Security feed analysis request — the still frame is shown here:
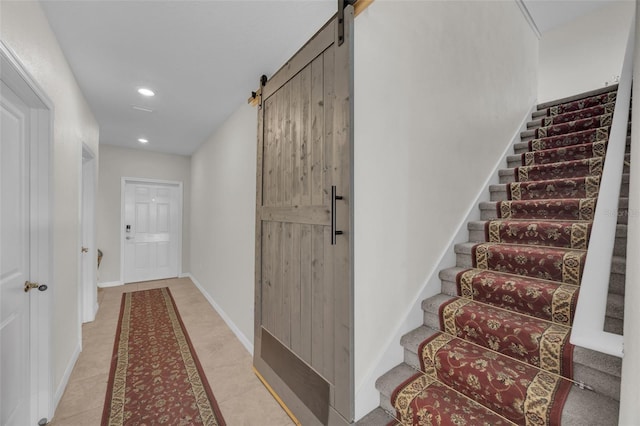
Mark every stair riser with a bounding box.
[467,228,627,256]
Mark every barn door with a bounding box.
[254,6,353,425]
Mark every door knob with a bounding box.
[81,246,89,253]
[24,281,48,293]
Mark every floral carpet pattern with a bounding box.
[542,102,614,126]
[548,91,616,116]
[535,113,611,138]
[485,220,591,249]
[102,288,226,426]
[529,127,609,151]
[456,269,578,325]
[522,141,606,166]
[507,176,600,201]
[391,88,618,425]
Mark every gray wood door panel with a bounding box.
[254,6,354,424]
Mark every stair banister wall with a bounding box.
[570,15,635,358]
[619,4,640,423]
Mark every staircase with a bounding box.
[358,86,629,426]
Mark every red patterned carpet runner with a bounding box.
[390,88,620,425]
[102,288,226,426]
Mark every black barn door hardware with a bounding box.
[331,185,343,245]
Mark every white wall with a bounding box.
[538,1,634,103]
[190,104,257,349]
[96,144,191,284]
[0,0,99,398]
[353,0,538,418]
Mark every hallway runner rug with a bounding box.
[101,288,226,426]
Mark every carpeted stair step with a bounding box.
[454,243,627,298]
[507,141,607,168]
[526,103,616,130]
[489,173,629,201]
[532,114,612,139]
[430,267,624,328]
[537,87,617,114]
[471,242,587,285]
[375,363,419,414]
[468,221,628,256]
[454,268,578,325]
[376,362,514,425]
[483,219,592,249]
[532,109,547,119]
[420,332,578,424]
[497,198,597,221]
[375,356,620,426]
[442,297,573,376]
[508,176,601,200]
[401,324,622,403]
[500,156,630,183]
[513,134,629,155]
[480,197,629,223]
[420,296,622,400]
[515,157,604,182]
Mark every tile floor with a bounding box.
[50,277,294,425]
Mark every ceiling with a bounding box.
[41,0,335,156]
[41,0,620,157]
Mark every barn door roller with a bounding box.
[338,0,355,46]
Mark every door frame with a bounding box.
[80,144,97,323]
[253,6,355,424]
[1,41,54,423]
[119,177,183,284]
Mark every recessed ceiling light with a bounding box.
[137,88,155,97]
[138,138,149,144]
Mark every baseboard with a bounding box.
[54,342,81,411]
[353,104,536,420]
[182,273,254,355]
[98,280,123,288]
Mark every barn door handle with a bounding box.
[331,185,343,245]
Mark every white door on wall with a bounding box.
[123,181,181,283]
[1,81,31,425]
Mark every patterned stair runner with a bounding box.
[388,88,620,425]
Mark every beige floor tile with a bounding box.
[218,385,293,426]
[49,406,103,426]
[54,374,108,421]
[51,278,294,426]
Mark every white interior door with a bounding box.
[80,147,97,323]
[1,80,31,426]
[123,181,181,283]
